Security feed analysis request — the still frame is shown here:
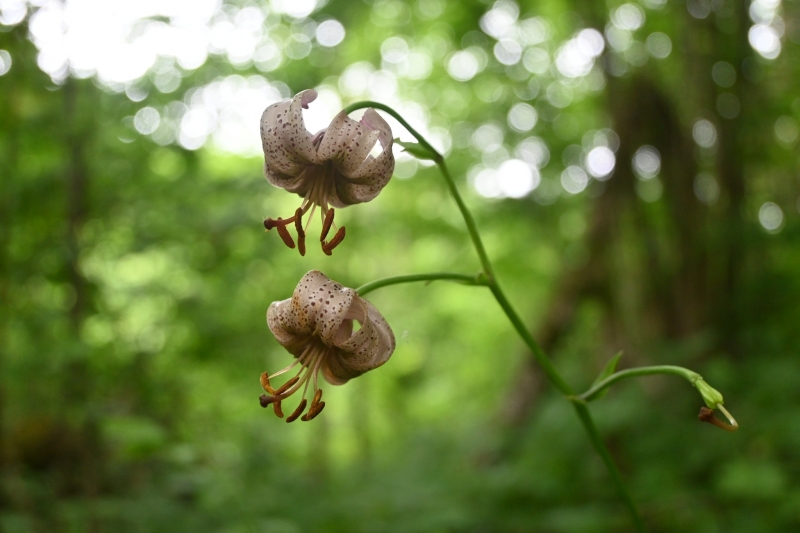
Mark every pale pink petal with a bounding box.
[360,108,392,149]
[317,111,381,176]
[332,146,395,205]
[261,89,319,188]
[323,298,395,384]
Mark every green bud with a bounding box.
[693,377,724,409]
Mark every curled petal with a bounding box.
[261,89,320,192]
[267,270,356,346]
[361,108,393,149]
[323,300,396,385]
[318,111,382,177]
[332,109,395,205]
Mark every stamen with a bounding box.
[260,372,275,394]
[286,399,308,423]
[275,220,296,249]
[275,376,300,395]
[301,401,326,421]
[268,359,300,380]
[295,208,306,256]
[273,401,284,418]
[311,388,323,409]
[320,208,335,241]
[264,215,296,230]
[259,394,271,408]
[305,204,317,233]
[322,226,346,255]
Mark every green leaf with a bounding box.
[590,351,623,400]
[395,139,438,161]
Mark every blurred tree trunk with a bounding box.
[62,81,104,517]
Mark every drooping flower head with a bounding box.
[260,90,395,256]
[260,270,395,422]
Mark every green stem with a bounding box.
[488,284,571,395]
[346,101,645,531]
[436,160,496,280]
[356,272,487,297]
[571,400,647,532]
[578,366,700,403]
[343,101,442,161]
[343,101,494,279]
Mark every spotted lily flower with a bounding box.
[260,90,395,256]
[260,270,395,422]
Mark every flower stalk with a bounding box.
[343,100,645,531]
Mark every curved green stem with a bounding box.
[578,366,700,403]
[343,101,442,162]
[436,160,496,280]
[346,100,645,532]
[344,101,494,279]
[356,272,487,297]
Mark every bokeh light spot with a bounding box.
[716,93,741,119]
[494,39,522,65]
[774,116,799,145]
[694,173,720,205]
[612,4,645,31]
[472,123,504,153]
[646,32,672,58]
[586,146,615,179]
[758,202,783,233]
[749,23,781,59]
[316,20,345,47]
[515,137,550,168]
[632,145,660,179]
[561,165,589,194]
[134,107,161,135]
[0,49,10,76]
[692,119,717,148]
[712,61,737,87]
[636,177,663,202]
[507,103,538,133]
[447,49,480,81]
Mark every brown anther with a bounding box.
[322,226,346,255]
[275,376,300,395]
[259,394,271,408]
[286,399,308,423]
[273,400,284,418]
[698,406,737,432]
[294,208,306,256]
[320,208,335,241]
[260,372,276,394]
[302,401,326,421]
[275,219,296,249]
[311,388,323,408]
[294,208,305,237]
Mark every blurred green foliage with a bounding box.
[1,0,800,531]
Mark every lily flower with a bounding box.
[260,270,396,422]
[260,90,395,256]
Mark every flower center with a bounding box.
[258,339,330,422]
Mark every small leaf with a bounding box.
[395,139,438,161]
[590,351,623,400]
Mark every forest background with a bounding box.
[1,0,799,531]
